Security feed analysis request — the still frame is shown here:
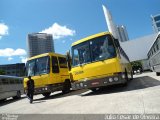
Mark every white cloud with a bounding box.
[0,48,27,57]
[8,57,13,61]
[40,23,75,39]
[0,23,9,39]
[20,56,27,63]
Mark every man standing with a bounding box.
[27,76,34,103]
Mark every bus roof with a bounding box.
[71,31,111,46]
[0,75,23,80]
[27,52,66,61]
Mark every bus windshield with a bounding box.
[72,35,116,66]
[25,56,50,76]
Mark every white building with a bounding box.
[27,33,54,57]
[151,14,160,33]
[121,33,157,70]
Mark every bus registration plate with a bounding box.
[91,82,99,86]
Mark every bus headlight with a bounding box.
[109,78,113,82]
[76,84,80,87]
[104,81,108,84]
[122,74,125,79]
[80,83,83,87]
[114,77,118,81]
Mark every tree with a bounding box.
[131,61,142,68]
[0,70,5,75]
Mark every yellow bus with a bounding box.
[70,32,133,91]
[24,52,71,97]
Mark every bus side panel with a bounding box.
[59,68,70,83]
[0,84,23,100]
[116,54,132,78]
[48,73,61,85]
[0,92,16,100]
[0,85,16,100]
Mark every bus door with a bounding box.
[36,56,50,86]
[58,57,68,83]
[51,56,61,84]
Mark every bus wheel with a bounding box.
[42,92,51,98]
[13,91,21,99]
[122,70,128,86]
[130,71,133,80]
[0,99,6,102]
[156,72,160,76]
[90,88,99,92]
[62,80,71,94]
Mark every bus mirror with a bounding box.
[115,39,120,48]
[66,50,72,71]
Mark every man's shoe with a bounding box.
[30,99,33,103]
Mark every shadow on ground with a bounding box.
[34,76,160,101]
[81,76,160,96]
[33,89,89,101]
[0,96,26,107]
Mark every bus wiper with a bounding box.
[79,63,84,67]
[79,62,86,67]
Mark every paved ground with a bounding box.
[0,72,160,114]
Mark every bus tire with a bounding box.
[13,91,21,99]
[122,70,128,86]
[0,99,6,102]
[156,72,160,76]
[42,92,51,98]
[130,71,133,80]
[62,80,71,94]
[90,88,99,92]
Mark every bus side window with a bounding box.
[20,80,23,84]
[58,57,67,68]
[2,78,8,85]
[52,56,60,73]
[15,79,20,84]
[10,79,15,84]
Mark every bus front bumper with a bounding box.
[24,83,64,95]
[71,73,126,90]
[24,87,51,95]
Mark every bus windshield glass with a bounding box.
[25,56,50,76]
[72,35,116,66]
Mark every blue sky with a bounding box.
[0,0,160,64]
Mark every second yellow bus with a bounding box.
[70,32,133,91]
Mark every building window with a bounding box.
[156,22,160,27]
[154,16,160,22]
[7,72,10,74]
[156,44,159,51]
